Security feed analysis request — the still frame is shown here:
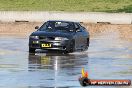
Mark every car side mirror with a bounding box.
[76,29,82,32]
[76,27,79,30]
[35,26,39,29]
[76,28,81,32]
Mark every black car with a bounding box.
[29,20,90,53]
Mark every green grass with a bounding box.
[0,0,132,12]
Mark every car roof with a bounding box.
[47,20,80,23]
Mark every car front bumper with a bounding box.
[29,39,71,51]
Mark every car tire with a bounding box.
[84,38,89,51]
[29,47,35,53]
[87,38,89,47]
[69,40,75,53]
[63,40,75,54]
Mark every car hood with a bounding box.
[31,31,75,38]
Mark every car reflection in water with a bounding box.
[28,51,89,87]
[28,51,89,71]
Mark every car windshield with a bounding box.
[38,21,75,32]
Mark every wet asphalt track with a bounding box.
[0,30,132,88]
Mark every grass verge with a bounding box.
[0,0,131,12]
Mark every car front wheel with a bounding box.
[29,47,35,53]
[68,40,75,53]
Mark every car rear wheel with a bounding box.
[84,38,89,51]
[29,47,35,53]
[87,38,89,47]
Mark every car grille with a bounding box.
[39,36,55,40]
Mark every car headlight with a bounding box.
[30,36,39,39]
[55,37,69,40]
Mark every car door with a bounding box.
[74,23,84,50]
[78,24,89,47]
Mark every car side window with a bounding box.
[78,24,86,31]
[75,23,80,29]
[38,22,48,31]
[75,23,85,32]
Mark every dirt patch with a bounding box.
[83,23,132,41]
[0,22,42,36]
[0,22,132,41]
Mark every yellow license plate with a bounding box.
[41,44,51,48]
